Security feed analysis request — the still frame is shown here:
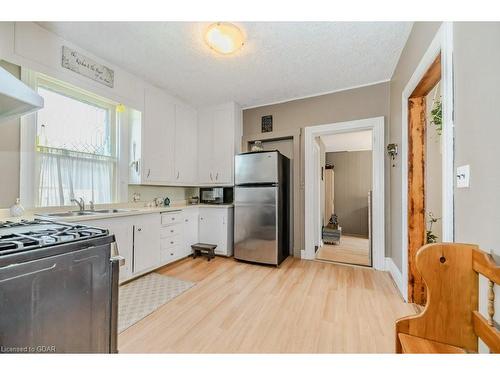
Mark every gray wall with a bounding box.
[453,22,500,328]
[243,81,390,252]
[388,22,442,271]
[0,60,21,208]
[326,151,372,237]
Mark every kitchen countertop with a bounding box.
[0,203,234,223]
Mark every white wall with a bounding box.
[453,22,500,333]
[0,22,198,208]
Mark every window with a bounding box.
[34,78,117,207]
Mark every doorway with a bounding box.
[304,117,385,271]
[401,23,454,304]
[315,131,373,267]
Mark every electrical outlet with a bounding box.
[456,165,470,188]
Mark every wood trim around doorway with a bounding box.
[407,54,441,305]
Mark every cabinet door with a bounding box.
[199,208,226,253]
[78,217,134,282]
[212,108,234,184]
[197,109,214,183]
[174,104,198,184]
[133,214,161,274]
[182,210,199,257]
[143,86,175,183]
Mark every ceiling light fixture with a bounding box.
[204,22,244,55]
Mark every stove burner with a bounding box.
[0,219,108,257]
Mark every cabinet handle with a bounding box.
[170,229,174,233]
[137,228,142,232]
[147,169,151,178]
[170,241,174,244]
[209,172,213,181]
[216,172,218,180]
[176,171,180,179]
[171,217,175,221]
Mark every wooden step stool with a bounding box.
[191,243,217,261]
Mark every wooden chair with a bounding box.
[395,243,500,353]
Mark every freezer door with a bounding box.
[235,152,279,185]
[234,186,278,264]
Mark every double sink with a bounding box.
[39,208,134,218]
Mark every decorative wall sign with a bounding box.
[61,46,114,88]
[261,115,273,133]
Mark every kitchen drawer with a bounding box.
[161,211,182,226]
[161,235,182,250]
[160,246,180,263]
[160,224,182,238]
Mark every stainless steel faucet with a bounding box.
[71,197,85,211]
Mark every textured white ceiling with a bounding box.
[321,130,372,152]
[37,22,412,108]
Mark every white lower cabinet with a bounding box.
[132,213,161,274]
[79,206,233,283]
[198,207,234,256]
[82,216,134,283]
[160,211,186,263]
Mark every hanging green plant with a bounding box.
[430,98,442,135]
[426,212,441,244]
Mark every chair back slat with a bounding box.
[472,311,500,353]
[472,249,500,284]
[412,243,479,352]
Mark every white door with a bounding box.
[81,217,134,282]
[312,142,322,249]
[133,214,161,274]
[197,109,214,183]
[199,208,228,254]
[143,87,175,183]
[212,108,234,184]
[175,103,198,184]
[182,209,199,256]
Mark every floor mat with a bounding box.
[118,273,195,333]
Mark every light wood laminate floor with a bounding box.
[316,235,371,266]
[118,256,415,353]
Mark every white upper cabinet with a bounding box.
[174,103,198,184]
[197,102,242,186]
[131,88,239,186]
[142,86,175,183]
[197,108,215,184]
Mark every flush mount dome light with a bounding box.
[204,22,244,55]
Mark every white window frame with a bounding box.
[20,70,127,208]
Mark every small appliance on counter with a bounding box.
[199,187,233,205]
[0,219,122,353]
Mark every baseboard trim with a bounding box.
[385,257,405,300]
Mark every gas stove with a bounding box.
[0,219,109,257]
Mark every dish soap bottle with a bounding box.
[10,198,25,217]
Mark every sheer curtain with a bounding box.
[37,147,115,207]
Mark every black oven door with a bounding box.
[0,243,115,353]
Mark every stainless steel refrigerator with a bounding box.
[234,151,291,265]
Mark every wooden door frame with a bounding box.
[401,22,455,303]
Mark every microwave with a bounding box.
[199,187,233,204]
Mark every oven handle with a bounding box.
[109,246,122,354]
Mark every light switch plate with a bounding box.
[456,165,470,188]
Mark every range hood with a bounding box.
[0,66,43,123]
